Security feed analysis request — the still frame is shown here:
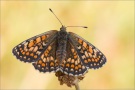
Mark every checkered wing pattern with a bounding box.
[12,30,58,62]
[32,38,59,72]
[60,41,88,76]
[68,32,106,69]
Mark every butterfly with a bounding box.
[12,9,106,76]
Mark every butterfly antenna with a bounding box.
[49,8,63,26]
[66,26,88,28]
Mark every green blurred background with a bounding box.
[1,1,134,90]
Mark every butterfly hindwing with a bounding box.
[68,32,106,69]
[32,38,59,72]
[12,30,58,62]
[60,41,88,76]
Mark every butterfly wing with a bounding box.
[12,30,58,62]
[68,32,106,69]
[60,41,88,76]
[32,38,59,72]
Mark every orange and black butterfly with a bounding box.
[12,9,106,76]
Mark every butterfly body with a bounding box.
[12,25,106,76]
[56,26,68,65]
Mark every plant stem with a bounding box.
[75,82,80,90]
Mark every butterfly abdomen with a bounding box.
[56,50,66,64]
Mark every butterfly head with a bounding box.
[60,25,66,31]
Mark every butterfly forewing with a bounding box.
[12,30,58,62]
[32,38,59,72]
[69,32,106,69]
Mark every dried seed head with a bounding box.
[55,71,86,87]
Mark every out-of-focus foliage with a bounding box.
[1,1,134,90]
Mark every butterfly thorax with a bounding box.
[56,26,67,64]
